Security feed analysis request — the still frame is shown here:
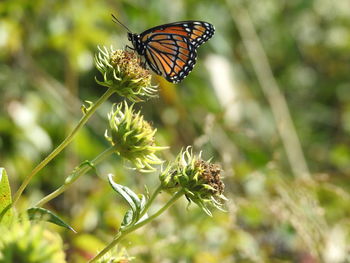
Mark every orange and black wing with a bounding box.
[141,21,215,48]
[139,21,214,83]
[142,33,197,83]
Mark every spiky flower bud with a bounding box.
[0,217,66,263]
[105,102,166,172]
[95,46,158,102]
[160,147,226,216]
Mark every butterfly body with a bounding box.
[127,21,215,83]
[128,33,145,55]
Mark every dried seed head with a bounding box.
[95,46,158,102]
[195,160,225,196]
[160,147,226,216]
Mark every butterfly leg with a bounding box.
[140,61,148,69]
[125,45,135,51]
[137,56,148,69]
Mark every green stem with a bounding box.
[127,190,184,233]
[35,146,117,207]
[139,184,163,218]
[89,190,184,263]
[12,87,116,207]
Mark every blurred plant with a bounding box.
[96,247,134,263]
[0,216,66,263]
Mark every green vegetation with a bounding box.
[1,0,350,262]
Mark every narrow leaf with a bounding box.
[121,185,142,210]
[0,168,13,225]
[27,207,76,233]
[108,174,140,212]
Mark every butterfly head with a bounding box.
[127,32,133,42]
[128,33,145,55]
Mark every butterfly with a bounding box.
[112,14,215,83]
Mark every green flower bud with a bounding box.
[105,102,167,172]
[160,147,226,216]
[0,217,66,263]
[95,46,158,102]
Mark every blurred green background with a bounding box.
[1,0,350,262]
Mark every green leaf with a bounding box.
[121,209,134,229]
[0,168,13,225]
[27,207,76,233]
[108,174,141,212]
[108,174,146,227]
[122,185,143,211]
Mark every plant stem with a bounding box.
[126,190,184,233]
[139,184,163,218]
[35,146,117,207]
[12,87,116,207]
[89,190,184,263]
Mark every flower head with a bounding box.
[105,102,166,172]
[0,217,66,263]
[95,46,157,102]
[160,147,226,216]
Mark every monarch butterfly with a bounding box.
[112,14,215,83]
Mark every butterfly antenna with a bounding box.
[111,14,132,33]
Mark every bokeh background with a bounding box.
[1,0,350,262]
